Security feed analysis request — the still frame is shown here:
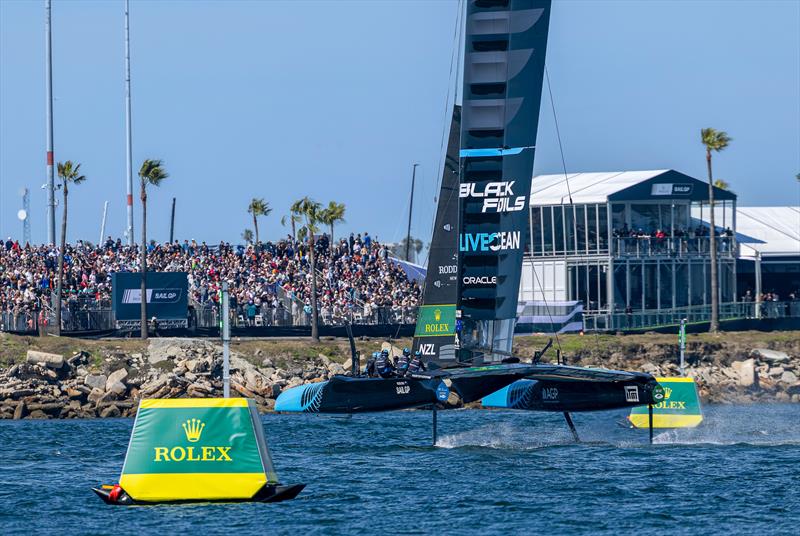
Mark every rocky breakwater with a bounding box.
[578,344,800,403]
[0,338,346,420]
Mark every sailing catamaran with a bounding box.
[276,0,664,438]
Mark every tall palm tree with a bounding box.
[247,198,271,246]
[54,161,86,334]
[295,196,322,342]
[280,213,302,241]
[700,128,731,334]
[319,201,346,243]
[138,159,169,339]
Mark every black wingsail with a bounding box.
[458,0,552,363]
[412,106,461,367]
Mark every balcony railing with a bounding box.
[612,236,736,259]
[584,300,800,331]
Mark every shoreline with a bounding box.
[1,332,799,419]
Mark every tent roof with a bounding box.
[530,169,735,205]
[731,206,800,259]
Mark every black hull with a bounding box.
[92,483,305,505]
[275,364,547,413]
[484,366,661,412]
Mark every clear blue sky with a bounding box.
[1,0,798,247]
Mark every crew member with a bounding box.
[408,350,426,374]
[375,349,395,378]
[364,352,378,377]
[395,348,411,377]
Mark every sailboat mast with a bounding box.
[405,163,418,262]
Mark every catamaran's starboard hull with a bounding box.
[483,373,661,412]
[274,375,449,413]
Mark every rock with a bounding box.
[26,350,64,369]
[780,371,798,385]
[66,388,84,400]
[106,368,128,390]
[737,359,758,388]
[84,374,107,391]
[317,354,331,366]
[108,381,127,396]
[13,402,26,420]
[768,367,785,378]
[87,388,105,403]
[752,348,791,363]
[343,358,353,372]
[100,405,121,418]
[28,409,48,419]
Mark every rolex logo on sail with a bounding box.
[153,418,233,462]
[415,305,456,337]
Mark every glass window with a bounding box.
[542,206,553,254]
[629,263,642,310]
[564,205,576,254]
[660,262,674,309]
[574,205,585,253]
[644,262,658,309]
[553,205,564,254]
[598,205,608,252]
[631,204,659,235]
[587,205,597,253]
[530,207,543,255]
[675,262,688,307]
[611,203,625,232]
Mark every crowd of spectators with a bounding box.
[0,232,421,330]
[612,223,734,239]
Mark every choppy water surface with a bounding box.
[1,405,798,535]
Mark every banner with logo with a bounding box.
[112,272,188,328]
[628,377,703,428]
[120,398,277,502]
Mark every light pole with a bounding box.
[405,163,419,262]
[45,0,56,244]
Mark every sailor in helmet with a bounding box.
[407,350,426,374]
[364,352,378,377]
[395,347,411,377]
[375,349,395,378]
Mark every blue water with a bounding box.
[1,405,799,535]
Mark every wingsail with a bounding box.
[458,0,552,362]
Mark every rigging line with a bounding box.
[424,0,464,268]
[545,65,602,353]
[545,66,573,204]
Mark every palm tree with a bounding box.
[242,229,254,244]
[700,128,731,334]
[280,213,302,241]
[294,196,322,342]
[247,198,271,246]
[713,179,732,191]
[54,161,86,334]
[318,201,346,243]
[138,159,169,339]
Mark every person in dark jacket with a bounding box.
[364,352,378,377]
[395,348,411,377]
[375,349,395,378]
[408,350,426,374]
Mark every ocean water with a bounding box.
[1,405,798,535]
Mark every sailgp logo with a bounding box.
[625,385,640,403]
[122,288,182,304]
[459,232,520,252]
[459,181,526,213]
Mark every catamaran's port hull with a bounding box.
[275,375,447,413]
[483,376,660,412]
